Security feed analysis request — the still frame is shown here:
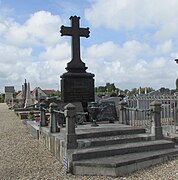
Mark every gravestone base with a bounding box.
[61,72,95,111]
[24,98,33,108]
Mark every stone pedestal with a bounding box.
[118,101,128,124]
[61,72,95,110]
[24,99,33,108]
[150,101,163,140]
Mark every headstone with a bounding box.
[4,86,14,104]
[97,101,117,122]
[60,16,95,110]
[24,82,33,108]
[22,79,27,107]
[99,96,121,117]
[138,86,141,94]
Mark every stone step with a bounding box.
[73,148,178,177]
[77,134,153,148]
[76,127,146,139]
[72,140,175,161]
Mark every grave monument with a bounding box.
[22,79,27,107]
[60,16,95,110]
[24,81,33,108]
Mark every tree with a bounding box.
[130,88,138,95]
[0,94,5,103]
[105,83,116,92]
[97,86,106,92]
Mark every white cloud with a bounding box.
[0,22,7,35]
[39,42,70,61]
[0,44,32,63]
[84,39,176,89]
[0,44,32,89]
[0,10,65,90]
[5,11,63,47]
[86,41,119,59]
[26,11,62,45]
[155,40,172,55]
[85,0,178,30]
[152,22,178,42]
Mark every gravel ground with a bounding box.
[0,103,177,180]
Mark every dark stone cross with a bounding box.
[60,16,90,72]
[60,16,95,110]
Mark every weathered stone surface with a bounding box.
[60,16,95,108]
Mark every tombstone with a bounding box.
[97,101,117,122]
[4,86,15,104]
[22,79,27,107]
[60,16,95,111]
[138,86,141,94]
[24,82,33,108]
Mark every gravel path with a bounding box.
[0,103,177,180]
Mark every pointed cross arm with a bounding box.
[60,25,72,36]
[60,25,90,38]
[80,28,90,38]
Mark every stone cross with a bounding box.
[60,16,90,72]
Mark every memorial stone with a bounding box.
[60,16,95,110]
[97,101,117,122]
[24,82,33,108]
[22,79,27,107]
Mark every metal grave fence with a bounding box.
[125,95,178,134]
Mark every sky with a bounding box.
[1,0,178,92]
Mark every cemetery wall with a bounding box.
[39,127,65,162]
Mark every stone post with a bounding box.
[49,102,60,133]
[118,101,128,125]
[150,101,163,140]
[64,103,77,149]
[176,95,178,125]
[63,103,77,174]
[40,101,47,127]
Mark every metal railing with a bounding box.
[125,97,178,134]
[124,106,152,132]
[53,109,88,125]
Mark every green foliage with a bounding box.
[0,94,5,103]
[105,83,116,92]
[95,83,155,96]
[95,83,117,96]
[129,87,154,95]
[96,86,106,93]
[130,88,138,95]
[28,111,35,120]
[145,87,154,93]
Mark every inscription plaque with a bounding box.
[61,77,94,103]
